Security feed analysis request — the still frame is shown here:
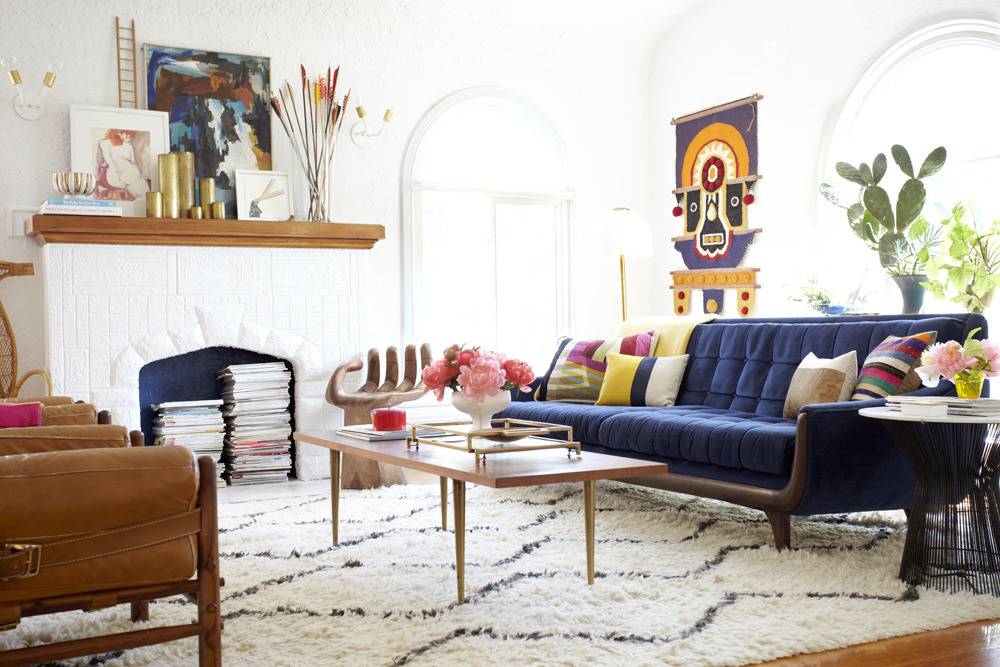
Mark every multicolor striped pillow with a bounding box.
[851,332,938,401]
[596,353,688,407]
[537,330,660,403]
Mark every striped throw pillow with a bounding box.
[538,330,660,403]
[851,332,937,401]
[596,353,688,407]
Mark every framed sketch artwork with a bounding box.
[69,105,169,217]
[235,170,293,221]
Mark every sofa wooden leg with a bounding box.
[129,601,149,622]
[765,511,791,551]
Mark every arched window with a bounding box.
[822,19,1000,315]
[403,89,572,368]
[829,19,1000,221]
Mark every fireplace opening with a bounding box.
[138,346,297,483]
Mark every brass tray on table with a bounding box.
[406,418,582,463]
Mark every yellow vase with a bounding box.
[954,372,985,399]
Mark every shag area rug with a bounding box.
[4,482,998,666]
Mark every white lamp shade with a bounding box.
[602,207,654,257]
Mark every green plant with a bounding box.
[792,278,832,312]
[922,203,1000,313]
[820,144,946,275]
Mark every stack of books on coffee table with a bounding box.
[218,362,294,485]
[151,399,226,486]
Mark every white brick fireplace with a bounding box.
[39,243,365,480]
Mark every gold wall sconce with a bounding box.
[350,104,393,147]
[2,55,63,120]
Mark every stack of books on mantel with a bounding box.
[218,362,293,486]
[886,396,1000,419]
[151,399,226,486]
[38,198,123,216]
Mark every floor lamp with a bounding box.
[605,207,653,321]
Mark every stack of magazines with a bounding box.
[886,396,1000,418]
[152,399,226,486]
[38,198,123,216]
[218,362,293,485]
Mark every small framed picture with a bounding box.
[235,170,293,221]
[70,105,170,217]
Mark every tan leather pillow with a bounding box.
[783,351,858,419]
[42,403,98,426]
[2,395,74,406]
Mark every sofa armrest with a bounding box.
[0,446,201,596]
[0,425,130,456]
[794,399,913,514]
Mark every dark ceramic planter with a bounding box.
[892,274,927,314]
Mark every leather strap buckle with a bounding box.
[4,543,42,578]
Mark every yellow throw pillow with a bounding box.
[596,353,689,407]
[782,351,857,419]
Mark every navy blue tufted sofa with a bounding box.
[497,313,989,549]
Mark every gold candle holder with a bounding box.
[145,192,163,218]
[178,151,195,216]
[157,153,180,219]
[210,201,226,220]
[190,205,203,219]
[199,177,215,210]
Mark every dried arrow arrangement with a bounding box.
[270,65,350,222]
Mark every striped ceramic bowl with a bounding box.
[52,171,96,197]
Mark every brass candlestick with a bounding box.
[190,205,203,219]
[178,151,195,216]
[198,177,215,210]
[145,192,163,218]
[157,153,180,219]
[210,201,225,220]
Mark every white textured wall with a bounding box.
[0,0,694,388]
[649,1,1000,318]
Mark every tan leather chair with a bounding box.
[0,430,222,665]
[2,397,113,427]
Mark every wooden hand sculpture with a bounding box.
[0,261,53,398]
[325,344,432,488]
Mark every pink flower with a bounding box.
[456,348,479,368]
[443,344,462,362]
[422,359,459,400]
[980,339,1000,378]
[502,358,535,393]
[457,354,506,403]
[918,341,977,386]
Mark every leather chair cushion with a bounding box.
[0,425,129,455]
[41,403,98,426]
[2,396,74,406]
[0,446,199,604]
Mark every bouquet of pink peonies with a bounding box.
[422,344,535,404]
[917,327,999,398]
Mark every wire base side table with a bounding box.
[861,407,1000,597]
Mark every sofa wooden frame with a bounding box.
[0,457,222,666]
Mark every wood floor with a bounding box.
[763,618,1000,666]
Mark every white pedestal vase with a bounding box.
[451,390,511,431]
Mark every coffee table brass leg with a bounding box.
[440,476,448,530]
[584,479,595,584]
[330,449,341,545]
[453,479,466,603]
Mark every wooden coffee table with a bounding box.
[293,430,667,602]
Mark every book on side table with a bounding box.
[886,395,1000,419]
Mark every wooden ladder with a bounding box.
[115,17,139,108]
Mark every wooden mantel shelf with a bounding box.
[28,215,385,250]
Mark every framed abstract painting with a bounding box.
[145,44,272,218]
[69,104,169,217]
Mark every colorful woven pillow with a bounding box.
[596,353,688,407]
[851,332,938,401]
[538,330,660,403]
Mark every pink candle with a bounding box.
[371,407,406,431]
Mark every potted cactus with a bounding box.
[820,144,946,313]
